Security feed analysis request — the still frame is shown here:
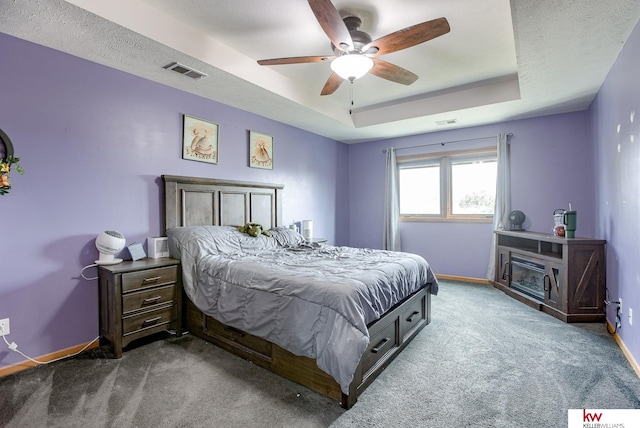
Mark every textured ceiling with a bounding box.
[1,0,639,143]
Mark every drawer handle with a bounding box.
[371,337,391,354]
[142,295,163,304]
[143,276,162,283]
[224,326,245,338]
[142,316,162,326]
[406,311,420,323]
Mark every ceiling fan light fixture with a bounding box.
[330,54,373,81]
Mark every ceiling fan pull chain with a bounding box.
[349,80,354,115]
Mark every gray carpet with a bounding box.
[1,280,639,427]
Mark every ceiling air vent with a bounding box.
[436,119,458,126]
[163,62,207,80]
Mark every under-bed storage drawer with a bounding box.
[203,316,272,358]
[400,293,426,341]
[361,317,399,376]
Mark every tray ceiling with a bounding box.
[2,0,639,143]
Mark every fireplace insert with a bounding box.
[510,256,546,301]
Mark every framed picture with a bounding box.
[249,130,273,170]
[183,114,219,164]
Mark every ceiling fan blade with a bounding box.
[363,17,450,56]
[258,55,335,66]
[320,72,344,96]
[370,58,418,85]
[308,0,353,51]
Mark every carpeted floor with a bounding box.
[1,280,639,427]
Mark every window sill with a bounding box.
[400,216,493,224]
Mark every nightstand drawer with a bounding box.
[122,284,176,315]
[122,266,177,292]
[122,305,176,336]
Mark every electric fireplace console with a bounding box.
[493,230,606,323]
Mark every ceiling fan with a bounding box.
[257,0,450,96]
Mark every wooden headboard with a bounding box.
[162,175,283,234]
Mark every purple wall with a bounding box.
[3,19,639,372]
[0,33,348,368]
[347,111,595,278]
[591,18,640,365]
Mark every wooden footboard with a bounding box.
[184,284,432,409]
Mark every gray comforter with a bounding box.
[168,226,438,394]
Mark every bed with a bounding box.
[162,175,438,408]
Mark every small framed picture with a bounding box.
[183,114,219,164]
[249,130,273,170]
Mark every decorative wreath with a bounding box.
[0,128,24,196]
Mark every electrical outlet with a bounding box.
[630,308,633,326]
[0,318,9,336]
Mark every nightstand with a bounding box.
[98,258,182,358]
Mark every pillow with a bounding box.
[268,227,306,247]
[238,233,279,252]
[167,225,242,257]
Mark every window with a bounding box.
[398,147,497,222]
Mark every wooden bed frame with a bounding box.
[162,175,433,409]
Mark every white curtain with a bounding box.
[383,147,402,251]
[486,133,510,280]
